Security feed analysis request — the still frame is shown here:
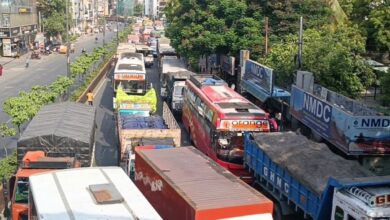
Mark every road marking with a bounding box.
[94,76,107,95]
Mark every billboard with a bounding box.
[290,85,390,155]
[243,60,273,94]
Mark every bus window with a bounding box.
[334,206,344,220]
[347,215,356,220]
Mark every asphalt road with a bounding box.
[93,57,190,166]
[0,25,122,158]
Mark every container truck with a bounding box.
[134,146,274,220]
[240,59,390,175]
[7,151,80,220]
[244,131,390,220]
[28,167,162,220]
[114,88,181,176]
[159,57,187,99]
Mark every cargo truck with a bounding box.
[164,71,196,113]
[240,59,390,175]
[114,88,181,176]
[159,57,188,99]
[8,151,80,220]
[28,167,162,220]
[134,146,274,220]
[244,131,390,220]
[17,102,96,167]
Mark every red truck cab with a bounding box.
[8,151,79,220]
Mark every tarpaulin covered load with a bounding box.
[115,87,157,113]
[120,115,167,129]
[17,102,96,167]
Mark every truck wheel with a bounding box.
[291,117,299,131]
[273,203,283,220]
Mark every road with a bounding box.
[0,26,121,158]
[93,57,190,166]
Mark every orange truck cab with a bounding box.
[8,151,79,220]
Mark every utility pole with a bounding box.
[66,0,70,97]
[264,17,269,56]
[297,16,303,70]
[116,0,119,45]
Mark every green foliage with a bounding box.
[37,0,72,39]
[261,26,374,97]
[0,151,17,180]
[380,70,390,106]
[133,3,144,16]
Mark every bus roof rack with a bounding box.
[190,74,226,88]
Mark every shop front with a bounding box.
[0,24,37,57]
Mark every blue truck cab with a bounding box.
[244,132,390,220]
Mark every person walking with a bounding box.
[87,90,94,106]
[275,112,283,131]
[25,54,30,68]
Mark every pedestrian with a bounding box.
[275,112,282,131]
[0,64,3,76]
[25,55,30,68]
[87,90,94,106]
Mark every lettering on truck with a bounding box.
[135,171,163,192]
[303,93,332,123]
[355,118,390,128]
[263,167,289,194]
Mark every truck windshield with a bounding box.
[173,86,184,97]
[14,178,29,204]
[215,132,244,165]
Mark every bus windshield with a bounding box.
[115,80,145,94]
[215,132,244,165]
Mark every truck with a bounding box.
[114,88,181,177]
[164,71,195,113]
[116,42,136,58]
[244,131,390,220]
[240,59,390,175]
[16,102,96,167]
[28,167,162,220]
[157,37,177,66]
[159,57,187,99]
[135,44,154,67]
[134,146,274,220]
[8,151,80,220]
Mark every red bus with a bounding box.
[182,75,270,181]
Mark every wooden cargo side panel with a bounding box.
[135,150,196,220]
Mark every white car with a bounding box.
[113,28,118,32]
[93,28,99,33]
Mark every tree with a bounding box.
[261,25,375,97]
[133,3,144,17]
[380,69,390,106]
[0,123,16,157]
[37,0,72,39]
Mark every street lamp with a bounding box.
[116,0,119,45]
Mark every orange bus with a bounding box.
[182,75,270,181]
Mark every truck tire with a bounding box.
[273,203,283,220]
[291,117,299,131]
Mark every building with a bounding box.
[0,0,38,57]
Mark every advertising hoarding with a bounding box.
[243,60,273,94]
[290,85,390,155]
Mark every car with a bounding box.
[93,28,99,33]
[113,28,118,32]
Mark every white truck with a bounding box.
[159,57,187,99]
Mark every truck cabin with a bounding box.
[10,151,77,220]
[332,186,390,220]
